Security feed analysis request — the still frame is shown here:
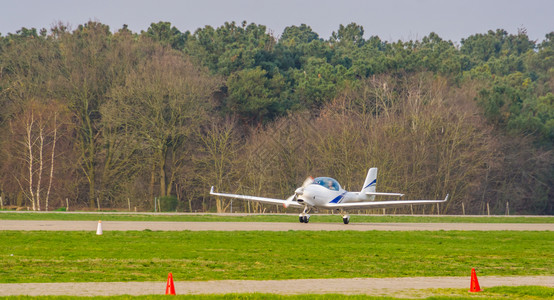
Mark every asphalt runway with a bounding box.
[1,220,553,231]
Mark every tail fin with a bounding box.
[361,168,378,200]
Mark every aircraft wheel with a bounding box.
[305,215,310,223]
[299,216,305,223]
[342,216,350,224]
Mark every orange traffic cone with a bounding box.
[469,268,482,292]
[96,220,103,235]
[165,272,176,295]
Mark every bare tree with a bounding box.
[9,100,67,210]
[196,119,242,212]
[106,46,221,202]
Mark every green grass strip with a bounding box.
[1,212,552,223]
[1,231,552,283]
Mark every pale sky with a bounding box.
[1,0,553,43]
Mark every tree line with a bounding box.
[0,21,552,214]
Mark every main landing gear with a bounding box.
[298,207,350,224]
[342,215,350,224]
[342,213,350,224]
[335,209,350,224]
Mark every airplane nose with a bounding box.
[295,187,304,195]
[297,189,313,204]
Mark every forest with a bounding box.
[0,21,552,214]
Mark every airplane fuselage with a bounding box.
[296,184,364,209]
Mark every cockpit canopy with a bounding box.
[312,177,341,191]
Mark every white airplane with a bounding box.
[210,168,448,224]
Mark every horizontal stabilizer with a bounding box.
[365,192,405,197]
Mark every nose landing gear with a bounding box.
[299,206,311,223]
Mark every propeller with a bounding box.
[283,194,296,208]
[301,176,314,188]
[283,176,314,208]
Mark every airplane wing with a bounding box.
[324,195,449,210]
[209,186,305,208]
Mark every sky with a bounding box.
[1,0,553,44]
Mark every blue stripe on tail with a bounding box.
[364,179,376,190]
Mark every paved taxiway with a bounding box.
[1,276,553,296]
[1,220,552,231]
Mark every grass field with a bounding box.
[1,230,552,283]
[1,213,552,299]
[0,286,554,299]
[0,212,552,223]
